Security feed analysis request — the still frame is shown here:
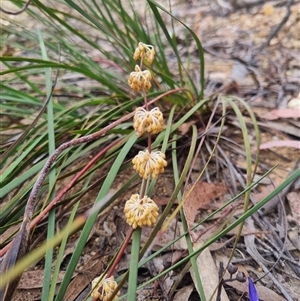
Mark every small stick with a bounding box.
[0,0,32,15]
[259,0,293,51]
[216,262,224,301]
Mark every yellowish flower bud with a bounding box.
[133,42,156,64]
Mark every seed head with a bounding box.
[236,271,247,283]
[227,263,238,275]
[132,149,167,179]
[124,194,159,229]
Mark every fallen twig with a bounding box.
[259,0,294,51]
[0,0,32,15]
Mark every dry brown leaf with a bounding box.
[63,254,109,301]
[178,120,197,135]
[190,239,230,301]
[252,178,281,203]
[242,116,300,138]
[287,192,300,223]
[232,159,263,174]
[13,271,65,301]
[262,121,300,138]
[173,285,194,301]
[263,108,300,120]
[225,224,262,237]
[154,196,170,206]
[18,270,65,289]
[259,140,300,150]
[141,219,187,251]
[13,288,42,301]
[183,182,227,229]
[288,228,300,251]
[209,236,236,252]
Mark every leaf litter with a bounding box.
[182,181,228,230]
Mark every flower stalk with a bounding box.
[91,42,166,300]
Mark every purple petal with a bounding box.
[248,277,259,301]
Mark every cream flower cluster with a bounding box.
[124,194,159,229]
[133,42,155,65]
[133,107,164,137]
[132,150,167,179]
[91,274,119,301]
[124,42,165,230]
[128,65,152,92]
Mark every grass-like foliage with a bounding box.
[1,1,299,301]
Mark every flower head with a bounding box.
[133,42,156,64]
[124,194,159,229]
[132,149,167,179]
[91,274,119,301]
[128,65,152,92]
[133,107,164,137]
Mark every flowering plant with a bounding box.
[91,42,166,300]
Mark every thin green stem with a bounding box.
[127,227,141,300]
[140,179,147,198]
